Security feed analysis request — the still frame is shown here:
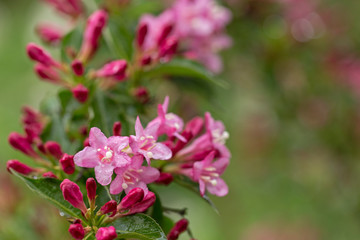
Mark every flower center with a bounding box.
[98,146,114,163]
[212,129,229,145]
[200,166,219,186]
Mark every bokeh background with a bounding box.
[2,0,360,239]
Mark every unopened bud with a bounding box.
[124,191,155,215]
[7,160,35,175]
[140,55,152,66]
[83,137,90,147]
[26,43,61,68]
[44,141,63,159]
[157,23,173,47]
[95,60,127,81]
[72,84,89,103]
[133,87,150,104]
[86,178,97,203]
[42,171,57,178]
[112,122,122,136]
[118,188,144,210]
[136,23,148,49]
[60,179,87,214]
[155,172,173,185]
[36,24,63,46]
[99,200,117,216]
[167,218,189,240]
[71,60,84,76]
[8,132,38,158]
[60,154,75,174]
[68,223,85,240]
[159,37,178,59]
[95,226,117,240]
[35,63,63,85]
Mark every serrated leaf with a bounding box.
[144,58,228,88]
[11,171,84,220]
[111,214,167,240]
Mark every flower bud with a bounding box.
[136,23,148,49]
[83,137,90,147]
[95,60,127,81]
[95,226,117,240]
[68,223,85,240]
[99,200,117,216]
[86,178,97,203]
[7,160,35,175]
[72,84,89,103]
[34,63,63,85]
[60,154,75,174]
[159,37,178,59]
[36,24,63,46]
[167,218,189,240]
[42,171,57,178]
[157,23,173,47]
[45,0,83,18]
[155,172,173,185]
[71,60,84,76]
[133,87,150,104]
[78,10,108,62]
[118,188,144,210]
[60,179,87,214]
[8,132,38,158]
[44,141,63,159]
[26,43,61,68]
[124,191,155,215]
[140,55,152,66]
[112,122,122,136]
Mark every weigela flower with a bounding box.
[109,154,160,195]
[192,151,229,197]
[129,117,172,164]
[60,179,87,214]
[118,191,156,216]
[95,226,117,240]
[74,127,130,186]
[7,160,36,175]
[68,222,85,240]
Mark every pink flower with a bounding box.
[68,223,85,240]
[74,127,130,186]
[129,117,172,164]
[192,151,229,197]
[167,218,189,240]
[117,188,144,210]
[118,191,156,216]
[109,154,160,195]
[96,226,117,240]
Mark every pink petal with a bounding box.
[199,180,206,196]
[206,178,228,197]
[89,127,107,149]
[130,154,145,169]
[203,151,216,166]
[135,117,144,138]
[113,153,131,168]
[144,120,161,138]
[129,136,140,153]
[140,166,160,184]
[110,174,123,194]
[74,147,99,168]
[95,164,115,186]
[162,96,169,113]
[212,157,229,175]
[150,143,172,160]
[125,181,149,196]
[107,136,129,152]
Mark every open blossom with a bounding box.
[129,117,172,164]
[109,154,160,195]
[192,151,229,197]
[74,127,130,186]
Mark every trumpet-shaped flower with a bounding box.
[74,127,130,186]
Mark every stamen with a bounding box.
[210,173,219,177]
[140,136,145,141]
[201,176,211,181]
[210,179,218,186]
[122,182,128,189]
[205,166,216,171]
[146,152,153,158]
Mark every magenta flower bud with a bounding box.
[7,160,35,175]
[118,188,144,210]
[99,200,117,216]
[36,24,63,46]
[44,141,63,159]
[71,60,84,76]
[95,60,127,81]
[26,43,60,67]
[78,10,108,62]
[42,171,57,178]
[83,137,90,147]
[167,218,189,240]
[157,23,173,47]
[159,37,178,58]
[60,179,87,214]
[8,132,38,158]
[86,178,97,202]
[126,191,155,215]
[60,154,75,174]
[68,223,85,240]
[133,86,150,104]
[112,122,122,136]
[34,63,63,85]
[136,23,148,49]
[95,226,117,240]
[155,172,173,185]
[72,84,89,103]
[140,55,152,66]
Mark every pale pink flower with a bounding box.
[129,117,172,164]
[74,127,130,186]
[192,151,229,197]
[109,154,160,195]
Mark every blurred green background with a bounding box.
[2,0,360,239]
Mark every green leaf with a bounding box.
[143,58,228,88]
[60,27,83,64]
[11,171,84,220]
[111,214,167,240]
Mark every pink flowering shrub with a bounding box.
[6,0,232,239]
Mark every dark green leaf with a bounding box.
[11,171,84,220]
[111,214,167,240]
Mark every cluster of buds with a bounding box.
[61,178,155,239]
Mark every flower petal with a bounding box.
[135,117,144,138]
[150,143,172,160]
[95,164,115,186]
[74,147,99,168]
[140,166,160,184]
[89,127,107,149]
[207,178,228,197]
[113,153,131,168]
[110,174,123,195]
[107,136,129,152]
